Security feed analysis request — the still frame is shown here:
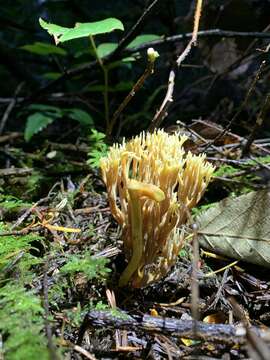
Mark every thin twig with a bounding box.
[108,50,158,135]
[0,167,32,177]
[124,29,270,56]
[242,93,270,156]
[25,29,270,103]
[149,0,203,130]
[0,82,24,135]
[202,61,267,152]
[229,298,270,360]
[109,0,162,61]
[191,223,200,337]
[43,263,60,360]
[148,68,176,132]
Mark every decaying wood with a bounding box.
[77,310,270,346]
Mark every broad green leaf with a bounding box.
[127,34,161,48]
[40,17,124,44]
[65,108,93,126]
[97,42,117,58]
[24,113,55,141]
[28,104,63,116]
[197,190,270,268]
[21,42,67,56]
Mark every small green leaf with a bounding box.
[39,18,70,36]
[65,109,93,126]
[40,17,124,44]
[97,42,117,58]
[21,42,67,56]
[127,34,161,48]
[24,113,55,141]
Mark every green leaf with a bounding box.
[65,108,93,126]
[197,190,270,268]
[97,42,117,58]
[127,34,161,48]
[24,113,55,141]
[40,17,124,43]
[28,104,63,116]
[39,18,70,37]
[21,42,67,56]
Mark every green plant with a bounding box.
[40,18,160,135]
[0,223,49,360]
[0,283,49,360]
[60,254,110,281]
[0,195,31,211]
[87,129,108,168]
[24,104,93,141]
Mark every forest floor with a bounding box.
[2,121,270,360]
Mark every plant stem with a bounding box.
[89,35,110,130]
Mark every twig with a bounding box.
[24,29,270,103]
[73,345,97,360]
[149,0,203,130]
[43,263,60,360]
[230,298,269,360]
[0,227,42,237]
[148,68,176,132]
[0,167,32,177]
[108,49,158,135]
[109,0,162,61]
[77,310,270,346]
[202,61,266,152]
[242,93,270,156]
[0,82,24,135]
[191,224,200,337]
[0,132,21,144]
[124,29,270,55]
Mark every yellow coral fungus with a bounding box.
[100,130,214,287]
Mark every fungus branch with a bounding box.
[100,130,215,287]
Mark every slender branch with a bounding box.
[25,29,270,103]
[149,0,203,130]
[108,49,158,136]
[0,82,24,135]
[109,0,163,61]
[148,68,175,132]
[124,29,270,55]
[242,92,270,156]
[202,61,267,152]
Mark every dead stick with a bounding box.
[77,310,270,346]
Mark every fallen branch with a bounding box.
[77,310,270,346]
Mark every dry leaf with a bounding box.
[197,190,270,268]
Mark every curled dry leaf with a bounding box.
[197,190,270,268]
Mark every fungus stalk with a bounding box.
[119,180,165,287]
